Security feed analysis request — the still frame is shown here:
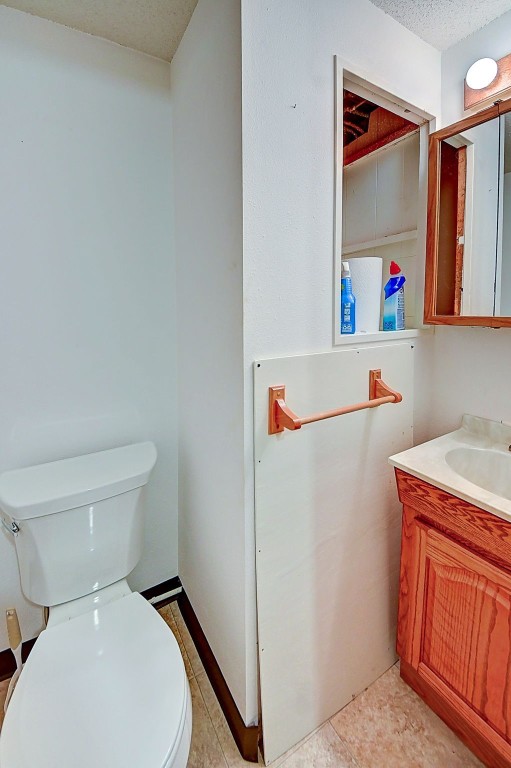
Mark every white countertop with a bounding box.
[389,415,511,524]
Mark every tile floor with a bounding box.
[157,602,484,768]
[0,600,485,768]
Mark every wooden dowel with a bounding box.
[298,394,395,426]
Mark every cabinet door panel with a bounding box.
[422,530,511,740]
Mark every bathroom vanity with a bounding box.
[390,417,511,768]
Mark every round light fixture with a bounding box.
[466,58,498,90]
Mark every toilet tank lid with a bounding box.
[0,442,157,521]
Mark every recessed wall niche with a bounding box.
[334,63,433,344]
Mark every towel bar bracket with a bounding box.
[268,369,402,435]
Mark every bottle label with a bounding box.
[341,307,354,334]
[341,300,355,333]
[340,277,355,334]
[383,287,405,331]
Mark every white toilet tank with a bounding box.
[0,442,157,607]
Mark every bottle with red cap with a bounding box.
[383,261,406,331]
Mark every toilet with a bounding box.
[0,442,192,768]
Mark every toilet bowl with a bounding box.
[0,443,191,768]
[1,590,192,768]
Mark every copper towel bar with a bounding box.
[268,369,402,435]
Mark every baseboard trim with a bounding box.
[0,637,36,682]
[0,577,183,682]
[140,576,182,608]
[178,590,260,763]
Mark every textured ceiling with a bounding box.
[0,0,198,61]
[369,0,511,50]
[5,0,511,60]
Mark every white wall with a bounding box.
[240,0,442,723]
[171,0,443,730]
[240,0,442,457]
[0,8,176,650]
[171,0,250,722]
[343,135,420,247]
[428,11,511,439]
[241,0,441,364]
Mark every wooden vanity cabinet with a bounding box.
[395,469,511,768]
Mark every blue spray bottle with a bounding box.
[340,261,356,334]
[383,261,406,331]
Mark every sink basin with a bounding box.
[445,447,511,501]
[389,414,511,523]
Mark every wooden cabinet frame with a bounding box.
[425,97,511,327]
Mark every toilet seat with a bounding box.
[0,593,191,768]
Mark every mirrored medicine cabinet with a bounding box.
[425,97,511,327]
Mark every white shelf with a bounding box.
[334,328,432,347]
[342,229,417,256]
